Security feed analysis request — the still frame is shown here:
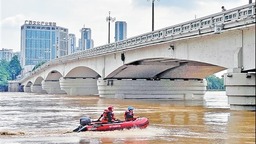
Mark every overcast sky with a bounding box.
[0,0,250,52]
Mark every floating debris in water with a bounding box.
[0,131,25,135]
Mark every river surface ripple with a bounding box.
[0,91,255,144]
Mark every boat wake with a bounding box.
[69,126,170,140]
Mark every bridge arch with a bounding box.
[25,81,33,87]
[106,57,225,80]
[64,66,100,78]
[34,76,44,85]
[24,81,33,93]
[59,66,99,96]
[41,70,66,94]
[30,76,47,94]
[45,70,63,81]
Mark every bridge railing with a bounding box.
[25,2,255,80]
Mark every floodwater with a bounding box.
[0,92,255,144]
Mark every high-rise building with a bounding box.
[68,34,76,54]
[78,38,82,52]
[0,48,13,61]
[85,39,94,49]
[115,21,127,42]
[81,28,94,50]
[20,20,68,69]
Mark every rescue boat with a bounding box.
[73,117,149,132]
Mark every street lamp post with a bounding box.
[106,11,115,44]
[148,0,159,31]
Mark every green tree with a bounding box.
[0,56,22,91]
[0,60,10,91]
[32,61,46,71]
[206,75,224,90]
[0,67,9,85]
[8,55,22,80]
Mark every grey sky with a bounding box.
[0,0,249,52]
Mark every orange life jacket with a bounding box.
[101,109,115,123]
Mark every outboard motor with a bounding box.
[73,117,91,132]
[80,117,91,126]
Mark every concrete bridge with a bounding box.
[19,3,255,110]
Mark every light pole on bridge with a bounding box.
[148,0,159,31]
[106,11,115,44]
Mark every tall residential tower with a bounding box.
[115,21,127,42]
[81,28,94,50]
[68,34,76,54]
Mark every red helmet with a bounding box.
[108,106,113,111]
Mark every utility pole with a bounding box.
[106,11,115,44]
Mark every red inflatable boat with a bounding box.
[73,117,149,132]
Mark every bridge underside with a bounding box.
[107,58,225,80]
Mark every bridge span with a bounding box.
[19,3,255,110]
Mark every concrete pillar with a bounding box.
[31,84,47,94]
[224,72,255,110]
[8,81,20,92]
[24,86,31,93]
[97,78,206,100]
[59,77,98,96]
[42,80,66,94]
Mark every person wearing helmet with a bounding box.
[108,106,113,111]
[100,106,116,123]
[124,106,136,121]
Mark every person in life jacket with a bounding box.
[100,106,116,123]
[124,106,136,121]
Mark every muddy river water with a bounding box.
[0,92,255,144]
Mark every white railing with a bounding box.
[23,3,255,81]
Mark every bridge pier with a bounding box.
[42,80,66,94]
[224,72,255,110]
[31,84,47,94]
[97,78,206,100]
[59,77,98,96]
[24,86,31,93]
